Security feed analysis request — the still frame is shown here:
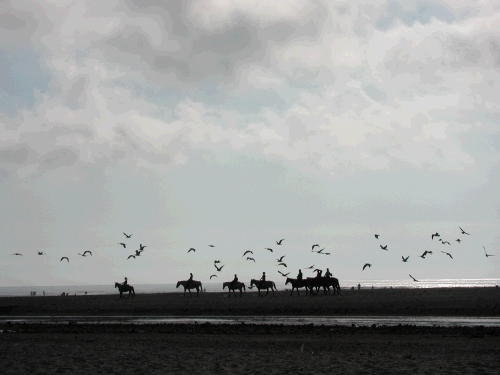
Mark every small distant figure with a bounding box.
[315,269,322,278]
[357,283,361,290]
[204,288,206,293]
[85,291,87,295]
[43,290,45,296]
[374,234,380,239]
[324,268,332,278]
[122,277,128,287]
[187,272,193,288]
[297,269,303,281]
[260,272,266,286]
[230,274,238,289]
[371,285,374,289]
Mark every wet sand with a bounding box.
[1,287,499,374]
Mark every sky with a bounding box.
[1,0,499,287]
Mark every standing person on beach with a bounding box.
[297,269,303,281]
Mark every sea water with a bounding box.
[0,278,499,297]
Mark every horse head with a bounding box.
[285,278,291,285]
[114,282,119,288]
[176,281,181,288]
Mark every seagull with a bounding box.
[323,252,331,255]
[277,262,287,267]
[139,244,147,251]
[118,243,126,248]
[441,251,453,259]
[276,239,284,245]
[37,252,45,255]
[483,246,495,258]
[78,251,92,257]
[247,285,255,290]
[439,239,451,245]
[277,255,285,262]
[123,233,133,238]
[380,245,388,250]
[127,255,136,260]
[374,234,380,239]
[214,264,224,272]
[278,270,290,277]
[420,250,432,258]
[362,263,371,270]
[60,257,69,262]
[187,248,195,253]
[265,248,273,252]
[210,274,217,279]
[246,257,255,262]
[459,227,470,235]
[208,245,215,247]
[305,265,315,269]
[214,260,221,263]
[409,274,419,282]
[402,256,409,262]
[134,250,142,256]
[11,253,22,256]
[243,250,253,256]
[313,268,322,273]
[311,244,319,251]
[431,233,440,240]
[456,239,461,243]
[314,248,325,254]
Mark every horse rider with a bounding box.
[297,269,303,281]
[230,274,238,289]
[260,272,266,287]
[316,269,322,278]
[187,273,193,288]
[324,268,332,278]
[122,277,128,287]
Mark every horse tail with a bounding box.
[199,282,203,291]
[273,282,277,290]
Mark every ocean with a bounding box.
[1,278,499,297]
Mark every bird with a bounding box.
[323,252,331,255]
[312,244,319,251]
[374,234,380,239]
[420,250,432,258]
[459,227,470,235]
[456,239,461,243]
[380,245,388,250]
[246,257,255,262]
[78,251,92,257]
[208,245,215,247]
[123,233,133,238]
[11,253,22,256]
[134,250,142,256]
[431,233,440,240]
[313,268,322,273]
[139,244,147,250]
[214,260,221,263]
[187,248,195,253]
[402,256,409,262]
[37,252,45,255]
[483,246,495,258]
[277,262,287,267]
[314,248,325,254]
[210,275,217,279]
[277,255,285,262]
[276,239,284,245]
[439,239,451,245]
[214,264,224,271]
[441,251,453,259]
[362,263,371,270]
[127,255,136,260]
[243,250,253,256]
[118,243,126,248]
[278,270,290,277]
[409,274,419,282]
[247,285,255,289]
[305,265,315,269]
[265,248,273,252]
[60,257,69,262]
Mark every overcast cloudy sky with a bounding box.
[1,0,499,287]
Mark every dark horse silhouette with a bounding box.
[223,281,246,297]
[250,279,277,297]
[115,282,135,298]
[176,280,203,297]
[285,278,311,296]
[304,277,341,295]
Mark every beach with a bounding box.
[1,287,499,374]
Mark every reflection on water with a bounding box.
[2,315,500,327]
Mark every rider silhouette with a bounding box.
[187,273,193,288]
[260,272,266,287]
[231,274,238,288]
[297,269,303,281]
[316,269,322,278]
[122,277,128,287]
[324,268,332,278]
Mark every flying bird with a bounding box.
[276,239,284,245]
[134,250,142,256]
[187,248,196,253]
[456,239,461,243]
[11,253,22,256]
[483,246,495,258]
[247,285,255,289]
[439,239,451,245]
[277,262,287,267]
[362,263,371,270]
[265,248,273,252]
[374,234,380,239]
[312,244,319,251]
[420,251,432,258]
[37,252,45,255]
[278,270,290,277]
[431,233,440,240]
[139,244,147,250]
[78,251,92,257]
[214,264,224,272]
[459,227,470,235]
[208,245,215,247]
[276,255,285,262]
[210,275,217,279]
[380,245,388,250]
[402,256,409,262]
[314,248,325,254]
[305,265,315,269]
[409,274,419,282]
[323,252,331,255]
[441,251,453,259]
[246,257,255,262]
[214,260,221,263]
[127,255,136,260]
[243,250,253,256]
[118,243,126,248]
[123,233,133,238]
[60,257,69,262]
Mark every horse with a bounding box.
[323,277,341,295]
[285,278,310,296]
[114,282,135,299]
[303,277,341,295]
[250,279,277,297]
[223,281,246,297]
[176,280,203,297]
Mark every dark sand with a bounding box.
[1,287,499,374]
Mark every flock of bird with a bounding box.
[10,251,92,262]
[363,226,495,282]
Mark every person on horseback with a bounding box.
[316,269,322,278]
[324,268,332,278]
[187,273,193,288]
[297,269,303,281]
[122,277,128,287]
[260,272,266,287]
[230,274,238,289]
